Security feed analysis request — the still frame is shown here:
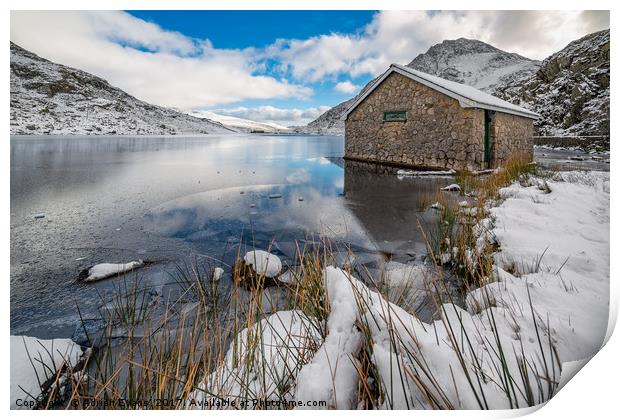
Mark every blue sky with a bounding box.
[127,11,376,49]
[10,10,610,126]
[126,10,379,114]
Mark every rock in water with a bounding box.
[441,184,461,191]
[79,260,145,282]
[243,250,282,278]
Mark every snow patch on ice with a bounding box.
[213,267,224,281]
[397,169,456,177]
[84,260,144,282]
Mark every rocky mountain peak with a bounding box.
[496,29,609,136]
[408,37,502,63]
[405,38,540,91]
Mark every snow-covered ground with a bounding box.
[10,336,83,409]
[487,171,610,363]
[191,170,609,409]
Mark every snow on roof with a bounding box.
[343,63,540,120]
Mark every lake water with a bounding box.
[10,135,449,338]
[10,135,610,339]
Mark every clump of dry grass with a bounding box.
[455,153,539,200]
[426,153,551,288]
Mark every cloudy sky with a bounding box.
[10,10,609,126]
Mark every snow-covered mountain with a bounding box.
[405,38,540,93]
[302,32,609,137]
[494,30,609,136]
[188,110,290,133]
[10,42,233,135]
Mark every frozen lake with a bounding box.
[10,135,609,339]
[10,135,444,338]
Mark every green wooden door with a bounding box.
[484,110,491,164]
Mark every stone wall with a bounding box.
[491,112,534,166]
[344,72,534,170]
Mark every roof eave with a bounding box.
[458,101,540,119]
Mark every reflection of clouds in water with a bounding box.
[144,182,376,251]
[285,168,311,184]
[144,184,277,237]
[307,157,332,165]
[259,187,373,247]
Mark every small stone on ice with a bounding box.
[440,184,461,192]
[213,267,224,281]
[34,213,45,219]
[269,194,282,199]
[298,197,304,201]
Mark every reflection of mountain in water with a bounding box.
[343,160,452,260]
[325,156,345,169]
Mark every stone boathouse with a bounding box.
[342,64,539,171]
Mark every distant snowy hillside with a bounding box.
[292,79,381,135]
[302,32,609,137]
[291,98,355,135]
[10,42,233,135]
[189,110,290,133]
[494,30,609,136]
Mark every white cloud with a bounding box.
[266,10,610,82]
[10,10,609,114]
[334,81,360,94]
[10,10,311,109]
[286,168,311,184]
[209,105,331,127]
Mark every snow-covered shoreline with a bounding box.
[11,171,609,410]
[10,336,83,409]
[192,170,609,409]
